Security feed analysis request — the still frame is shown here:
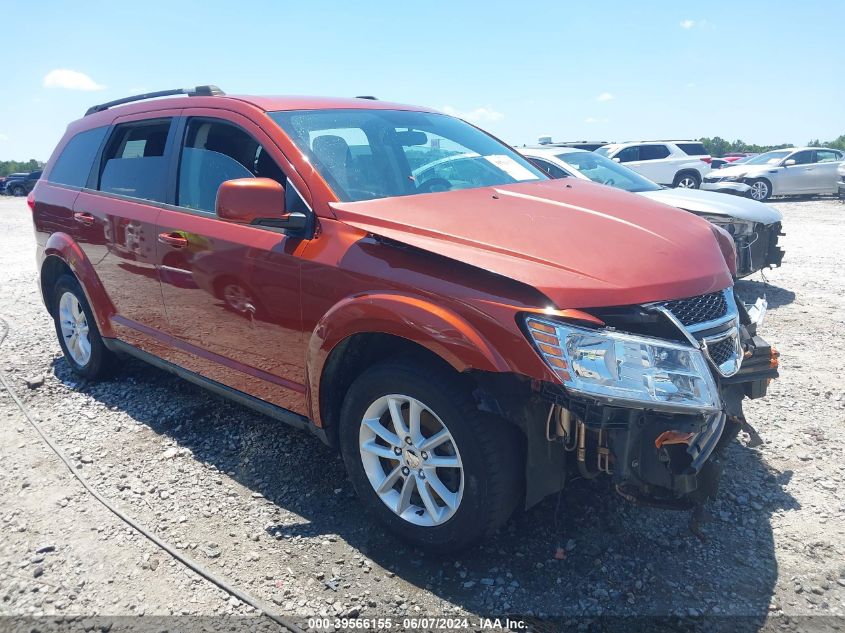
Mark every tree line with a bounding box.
[0,159,43,177]
[700,134,845,157]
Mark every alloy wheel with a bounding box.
[750,181,769,200]
[58,291,92,366]
[358,394,464,527]
[677,176,697,188]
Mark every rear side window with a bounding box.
[639,145,671,160]
[98,119,172,202]
[814,149,842,163]
[48,127,108,188]
[676,142,708,156]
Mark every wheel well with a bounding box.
[674,169,700,184]
[319,333,469,447]
[40,256,73,316]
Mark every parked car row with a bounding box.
[518,147,784,277]
[30,87,780,552]
[537,136,845,201]
[0,170,42,196]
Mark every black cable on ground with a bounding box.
[0,317,305,633]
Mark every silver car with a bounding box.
[702,147,844,201]
[519,146,784,277]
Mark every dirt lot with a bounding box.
[1,195,844,630]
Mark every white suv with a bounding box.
[595,141,711,189]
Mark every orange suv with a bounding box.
[31,86,778,552]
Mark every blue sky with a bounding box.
[1,0,843,160]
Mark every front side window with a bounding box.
[615,146,640,163]
[269,109,545,202]
[177,118,286,213]
[789,150,813,165]
[48,127,108,188]
[557,152,661,193]
[639,145,671,160]
[99,119,172,202]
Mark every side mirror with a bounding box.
[216,178,307,231]
[612,157,621,163]
[783,159,796,167]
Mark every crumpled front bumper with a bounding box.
[736,221,785,277]
[701,180,752,196]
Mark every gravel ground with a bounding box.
[1,195,844,630]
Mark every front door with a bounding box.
[777,150,814,194]
[156,112,310,413]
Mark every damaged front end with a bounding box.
[526,287,778,510]
[699,216,785,278]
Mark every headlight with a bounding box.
[698,214,756,237]
[524,317,720,412]
[721,174,746,182]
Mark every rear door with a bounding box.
[811,149,843,193]
[156,110,310,412]
[72,111,179,352]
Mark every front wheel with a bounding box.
[749,178,772,201]
[338,360,522,553]
[10,185,26,197]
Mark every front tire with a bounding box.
[52,275,119,380]
[749,178,772,201]
[673,172,701,189]
[338,360,522,553]
[10,185,25,197]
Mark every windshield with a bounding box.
[269,109,546,202]
[556,152,660,193]
[744,150,791,165]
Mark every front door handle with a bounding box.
[73,212,95,226]
[158,232,189,248]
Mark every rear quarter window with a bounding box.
[676,142,708,156]
[48,127,109,188]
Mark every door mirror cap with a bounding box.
[783,159,796,167]
[216,178,307,231]
[612,157,621,163]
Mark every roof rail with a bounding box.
[355,95,378,100]
[84,85,225,116]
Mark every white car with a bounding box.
[519,146,784,277]
[595,141,711,189]
[703,147,845,201]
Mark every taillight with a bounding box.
[700,157,712,164]
[26,191,35,211]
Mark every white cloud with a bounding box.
[680,19,695,29]
[43,69,105,91]
[441,105,504,123]
[596,92,614,102]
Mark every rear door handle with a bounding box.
[73,212,95,226]
[158,232,189,248]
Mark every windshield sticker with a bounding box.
[484,154,540,180]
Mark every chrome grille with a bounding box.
[707,337,736,366]
[661,291,728,327]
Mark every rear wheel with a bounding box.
[10,185,25,196]
[674,172,701,189]
[338,360,522,553]
[52,275,119,379]
[749,178,772,201]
